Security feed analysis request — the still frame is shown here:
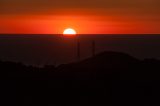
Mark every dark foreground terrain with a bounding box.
[1,51,160,105]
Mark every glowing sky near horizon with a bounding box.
[0,0,159,34]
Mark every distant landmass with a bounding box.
[1,51,160,105]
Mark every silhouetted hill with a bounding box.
[57,51,141,79]
[59,51,139,68]
[1,51,160,105]
[82,51,139,63]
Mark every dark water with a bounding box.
[0,34,160,66]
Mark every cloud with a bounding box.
[0,0,159,15]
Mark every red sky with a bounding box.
[0,0,159,34]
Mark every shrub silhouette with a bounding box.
[0,51,160,105]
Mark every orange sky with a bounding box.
[0,0,160,34]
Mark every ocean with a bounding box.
[0,34,160,66]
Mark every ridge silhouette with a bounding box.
[0,51,160,105]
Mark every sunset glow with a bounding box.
[0,0,159,34]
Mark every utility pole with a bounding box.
[92,40,95,57]
[77,37,80,61]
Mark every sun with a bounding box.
[63,28,77,35]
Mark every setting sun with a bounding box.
[63,28,77,35]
